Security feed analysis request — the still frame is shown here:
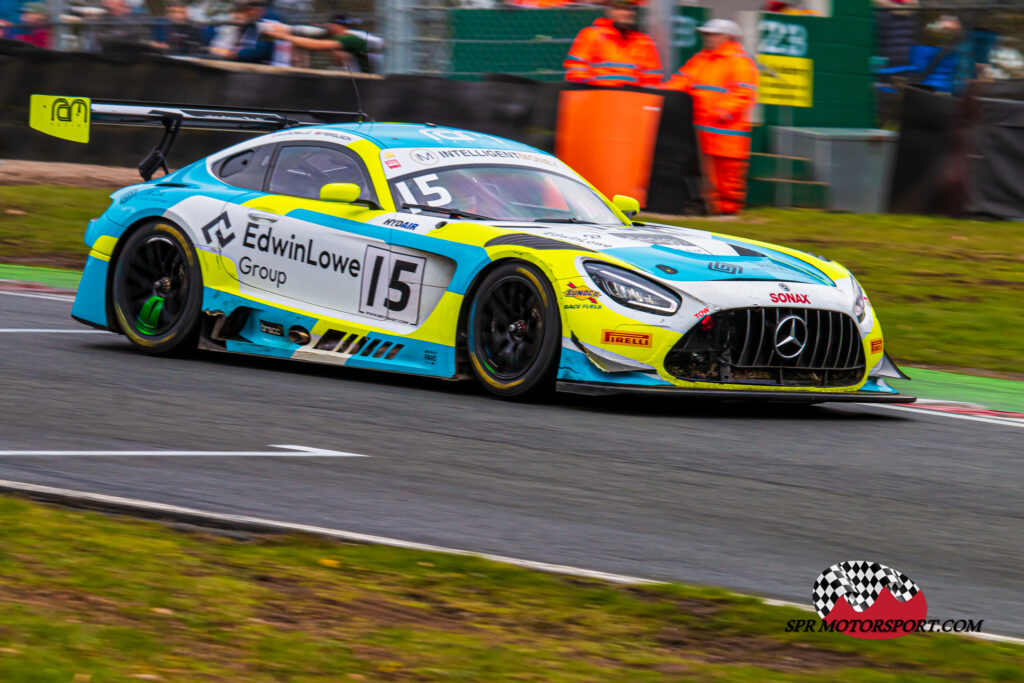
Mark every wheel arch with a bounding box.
[103,214,190,331]
[455,257,518,357]
[454,254,565,372]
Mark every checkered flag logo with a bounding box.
[812,561,921,619]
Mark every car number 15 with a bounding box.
[394,173,452,208]
[359,245,426,325]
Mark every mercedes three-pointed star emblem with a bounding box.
[774,315,808,358]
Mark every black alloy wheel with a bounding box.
[468,261,560,398]
[112,221,202,354]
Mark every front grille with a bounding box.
[665,307,866,387]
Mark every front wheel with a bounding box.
[112,220,202,355]
[467,261,561,398]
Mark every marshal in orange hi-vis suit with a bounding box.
[563,17,662,88]
[662,22,759,215]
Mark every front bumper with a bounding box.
[556,381,916,403]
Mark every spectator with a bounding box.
[266,14,382,72]
[0,0,21,33]
[213,0,283,63]
[95,0,149,45]
[562,0,662,87]
[662,18,758,215]
[151,1,206,55]
[874,0,919,68]
[208,7,244,55]
[189,0,235,24]
[8,2,51,48]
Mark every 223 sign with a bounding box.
[757,19,808,58]
[359,245,426,325]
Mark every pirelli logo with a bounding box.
[602,330,652,348]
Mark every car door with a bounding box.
[218,142,386,317]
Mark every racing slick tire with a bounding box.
[111,220,203,355]
[467,261,561,398]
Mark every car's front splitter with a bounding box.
[555,381,917,403]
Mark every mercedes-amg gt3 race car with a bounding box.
[33,96,912,402]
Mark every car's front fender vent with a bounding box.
[665,307,865,387]
[315,329,403,360]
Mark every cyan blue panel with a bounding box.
[339,122,543,153]
[603,245,832,286]
[70,256,111,328]
[557,344,671,386]
[860,378,899,394]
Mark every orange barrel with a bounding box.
[555,89,664,208]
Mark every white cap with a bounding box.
[698,18,741,36]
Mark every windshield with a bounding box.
[387,165,625,224]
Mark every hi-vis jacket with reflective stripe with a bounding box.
[662,40,759,159]
[563,18,662,88]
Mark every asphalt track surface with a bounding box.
[1,291,1022,635]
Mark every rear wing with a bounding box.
[29,95,364,181]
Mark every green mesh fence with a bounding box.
[446,6,707,81]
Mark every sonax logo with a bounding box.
[602,330,652,348]
[769,292,810,304]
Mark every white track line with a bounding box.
[0,328,110,334]
[866,403,1024,428]
[0,290,75,302]
[0,477,1020,645]
[0,445,366,457]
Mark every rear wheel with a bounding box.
[112,221,202,355]
[467,261,560,398]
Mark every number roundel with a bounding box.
[359,245,426,325]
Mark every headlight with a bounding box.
[852,277,869,322]
[583,261,681,315]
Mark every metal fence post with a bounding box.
[647,0,671,80]
[380,0,414,75]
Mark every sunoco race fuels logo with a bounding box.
[564,282,600,304]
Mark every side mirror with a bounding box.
[613,194,641,218]
[320,182,361,203]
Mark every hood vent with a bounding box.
[485,234,595,251]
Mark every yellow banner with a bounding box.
[757,55,813,108]
[29,95,91,143]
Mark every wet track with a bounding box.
[1,290,1022,634]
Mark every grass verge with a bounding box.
[0,185,112,269]
[1,185,1021,375]
[0,495,1022,682]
